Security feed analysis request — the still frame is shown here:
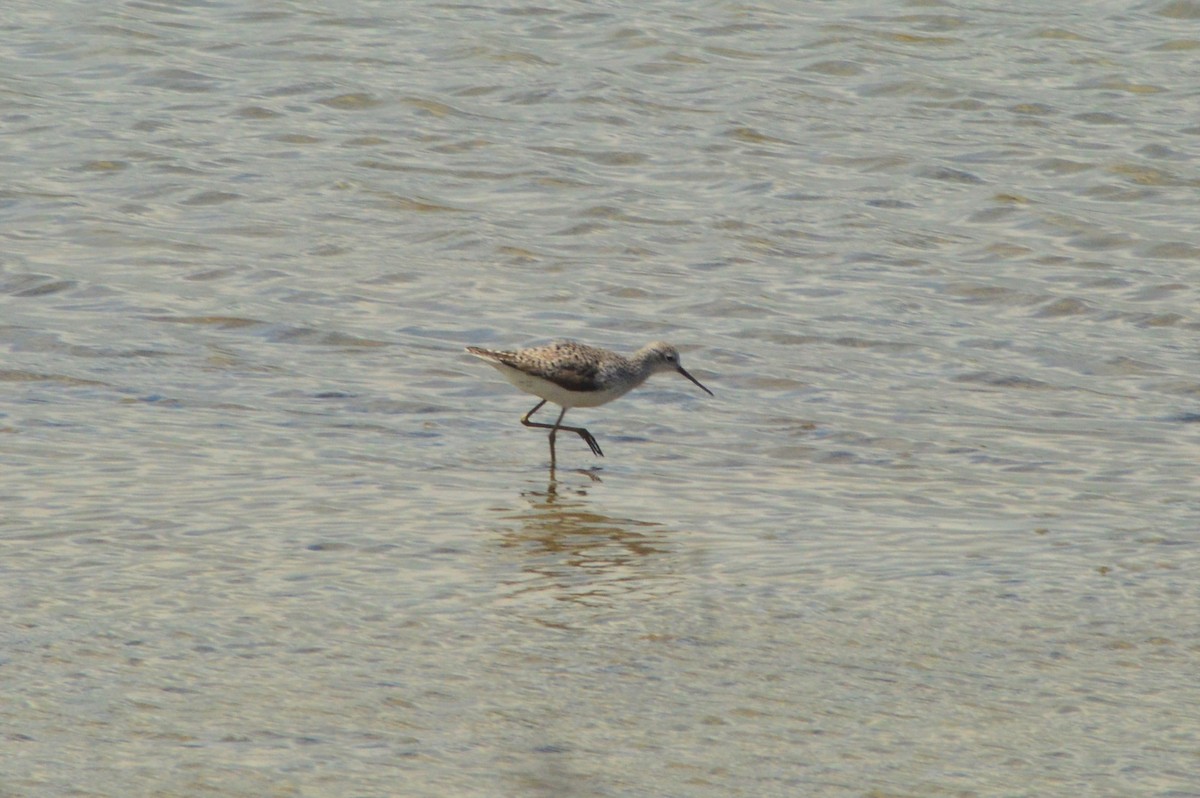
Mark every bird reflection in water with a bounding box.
[494,474,672,610]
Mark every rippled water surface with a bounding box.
[4,1,1200,796]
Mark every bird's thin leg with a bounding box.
[519,400,603,458]
[520,400,559,465]
[520,399,548,427]
[553,409,604,458]
[548,406,565,466]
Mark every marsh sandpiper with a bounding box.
[466,339,713,464]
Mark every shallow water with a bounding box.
[3,1,1200,796]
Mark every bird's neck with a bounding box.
[627,349,661,382]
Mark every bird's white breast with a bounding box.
[486,362,630,409]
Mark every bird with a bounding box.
[466,339,713,464]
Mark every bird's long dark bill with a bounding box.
[677,366,714,396]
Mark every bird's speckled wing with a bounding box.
[469,341,605,393]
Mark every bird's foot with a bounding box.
[578,429,604,457]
